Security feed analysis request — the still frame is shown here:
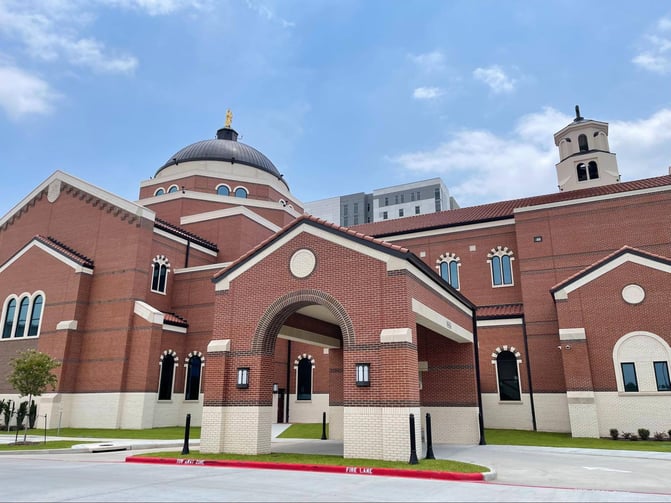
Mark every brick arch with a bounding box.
[253,289,355,355]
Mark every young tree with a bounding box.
[7,349,60,442]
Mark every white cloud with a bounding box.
[100,0,209,16]
[473,65,516,94]
[409,51,446,73]
[632,18,671,74]
[244,0,294,28]
[0,64,60,119]
[388,107,671,207]
[413,87,443,100]
[0,1,138,74]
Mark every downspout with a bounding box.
[521,315,537,431]
[184,238,191,268]
[285,340,291,423]
[472,309,486,445]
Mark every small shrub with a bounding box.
[629,434,639,441]
[622,432,632,440]
[638,428,650,441]
[668,429,671,440]
[609,428,619,440]
[653,431,666,441]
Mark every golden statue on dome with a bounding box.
[225,109,233,128]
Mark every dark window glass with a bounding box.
[159,354,175,400]
[185,356,202,400]
[588,161,599,179]
[151,263,160,291]
[398,209,404,217]
[415,206,420,215]
[235,187,248,198]
[578,134,588,152]
[621,362,638,392]
[168,186,178,193]
[353,202,358,214]
[158,265,167,292]
[353,215,359,225]
[217,185,230,196]
[343,204,348,216]
[297,359,312,400]
[2,299,16,339]
[654,361,671,391]
[343,216,349,226]
[577,163,587,181]
[155,188,165,196]
[15,297,29,338]
[502,255,513,285]
[449,260,460,289]
[497,351,520,401]
[27,295,43,337]
[491,256,502,285]
[382,211,388,220]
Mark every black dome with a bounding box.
[155,127,284,183]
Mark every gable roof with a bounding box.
[551,246,671,300]
[353,175,671,238]
[0,170,156,231]
[0,235,94,275]
[212,214,475,311]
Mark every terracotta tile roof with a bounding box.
[163,312,188,327]
[550,245,671,293]
[476,303,524,319]
[353,175,671,237]
[35,235,94,268]
[155,218,218,251]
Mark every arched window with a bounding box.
[167,185,179,193]
[436,252,460,290]
[234,186,248,198]
[216,184,230,196]
[151,255,170,294]
[154,188,165,196]
[578,134,588,152]
[492,347,521,401]
[577,163,587,181]
[613,332,671,393]
[158,350,177,400]
[2,297,17,339]
[184,352,204,401]
[588,161,599,179]
[27,294,43,337]
[294,354,314,400]
[487,246,514,287]
[15,296,30,338]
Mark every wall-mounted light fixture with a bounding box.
[533,236,543,243]
[356,363,370,387]
[237,367,249,388]
[272,383,279,394]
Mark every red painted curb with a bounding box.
[125,456,486,481]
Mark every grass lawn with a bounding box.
[485,428,671,453]
[0,426,200,440]
[0,440,90,451]
[136,450,489,473]
[277,422,327,439]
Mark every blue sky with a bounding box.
[1,0,671,218]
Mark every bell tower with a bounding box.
[554,106,620,192]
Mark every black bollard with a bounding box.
[44,414,47,445]
[408,413,419,464]
[425,413,435,459]
[321,411,327,440]
[181,413,191,455]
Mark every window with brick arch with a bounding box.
[437,253,460,290]
[158,351,177,400]
[184,353,204,401]
[294,355,315,401]
[487,246,514,287]
[613,332,671,393]
[493,348,521,401]
[1,297,17,339]
[151,256,170,294]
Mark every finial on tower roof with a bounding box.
[225,109,233,128]
[574,105,583,122]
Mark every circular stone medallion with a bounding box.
[621,284,645,305]
[290,249,316,278]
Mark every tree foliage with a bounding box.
[7,349,60,398]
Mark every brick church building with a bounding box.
[1,109,670,461]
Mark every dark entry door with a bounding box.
[276,389,285,423]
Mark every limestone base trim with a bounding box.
[329,406,344,440]
[420,406,480,444]
[343,406,421,462]
[200,406,273,455]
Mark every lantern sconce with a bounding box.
[237,367,249,389]
[356,363,370,387]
